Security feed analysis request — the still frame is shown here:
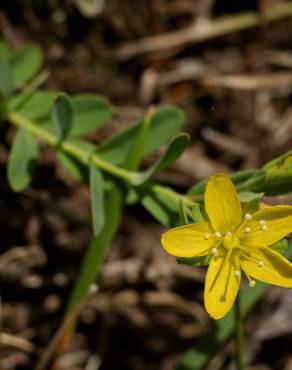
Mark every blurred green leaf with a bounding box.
[241,197,260,216]
[124,109,153,171]
[134,134,190,185]
[66,182,123,313]
[57,152,89,183]
[96,106,184,164]
[90,165,105,235]
[52,93,73,139]
[271,238,288,254]
[10,91,55,120]
[0,58,13,97]
[238,191,263,202]
[0,41,10,57]
[70,94,112,136]
[261,151,292,195]
[8,128,38,191]
[10,44,43,87]
[177,255,211,267]
[191,203,205,222]
[141,185,179,227]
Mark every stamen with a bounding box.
[249,279,256,287]
[244,213,252,220]
[261,225,268,232]
[244,227,251,234]
[259,219,266,226]
[214,231,222,238]
[235,270,241,278]
[258,260,264,268]
[211,248,218,255]
[226,231,232,237]
[204,233,210,240]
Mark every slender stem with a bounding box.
[7,112,195,208]
[234,293,245,370]
[8,112,139,184]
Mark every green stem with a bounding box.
[234,293,245,370]
[7,111,195,208]
[8,112,139,183]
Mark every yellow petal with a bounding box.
[205,173,241,233]
[239,205,292,247]
[240,246,292,287]
[204,250,241,319]
[161,222,216,258]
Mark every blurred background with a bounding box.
[0,1,292,369]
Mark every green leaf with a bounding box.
[57,152,89,183]
[134,134,190,185]
[261,151,292,195]
[191,203,205,222]
[90,165,105,235]
[0,57,13,97]
[66,182,123,313]
[124,108,153,170]
[177,255,211,267]
[141,184,179,227]
[8,128,38,191]
[0,41,10,58]
[96,106,184,164]
[9,91,55,120]
[271,238,288,254]
[10,44,43,87]
[241,197,260,216]
[70,94,112,136]
[239,191,263,202]
[52,93,73,139]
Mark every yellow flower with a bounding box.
[161,173,292,320]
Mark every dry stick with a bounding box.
[0,333,36,353]
[112,3,292,60]
[34,285,98,370]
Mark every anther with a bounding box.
[244,227,251,234]
[259,219,266,226]
[244,213,252,220]
[204,233,210,240]
[211,248,218,255]
[258,260,264,268]
[226,231,232,237]
[249,279,256,287]
[261,225,268,232]
[235,270,241,278]
[214,231,222,238]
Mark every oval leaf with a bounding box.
[135,134,190,185]
[70,94,112,136]
[10,44,43,87]
[96,106,184,165]
[10,91,55,120]
[52,93,73,139]
[90,164,105,235]
[0,58,13,97]
[8,128,38,191]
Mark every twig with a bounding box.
[0,332,36,353]
[111,3,292,60]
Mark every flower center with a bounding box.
[223,232,240,250]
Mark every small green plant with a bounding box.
[1,41,292,370]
